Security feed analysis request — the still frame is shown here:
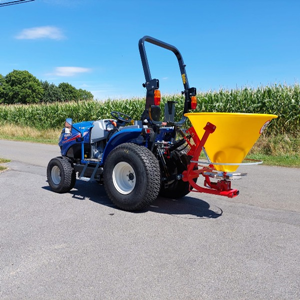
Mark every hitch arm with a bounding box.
[182,122,239,198]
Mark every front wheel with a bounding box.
[47,156,76,193]
[103,143,160,211]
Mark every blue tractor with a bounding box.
[47,36,198,211]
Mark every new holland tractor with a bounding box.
[47,36,277,211]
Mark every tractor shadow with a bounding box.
[42,180,113,208]
[69,181,113,207]
[43,180,223,219]
[150,196,223,219]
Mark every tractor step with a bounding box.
[78,161,101,182]
[79,176,91,182]
[84,158,100,162]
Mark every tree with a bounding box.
[1,70,95,104]
[0,74,7,104]
[78,88,93,101]
[41,80,64,103]
[58,82,79,102]
[4,70,43,104]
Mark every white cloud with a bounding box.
[16,26,65,40]
[52,67,92,77]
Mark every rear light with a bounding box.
[142,127,154,135]
[191,95,197,109]
[154,89,161,106]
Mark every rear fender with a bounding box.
[101,128,143,163]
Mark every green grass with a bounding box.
[0,133,58,144]
[0,124,61,144]
[0,158,10,172]
[247,153,300,168]
[248,133,300,167]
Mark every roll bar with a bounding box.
[138,36,196,120]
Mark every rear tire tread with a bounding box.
[104,143,160,211]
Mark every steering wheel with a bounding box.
[111,111,132,124]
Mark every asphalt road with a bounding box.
[0,139,300,300]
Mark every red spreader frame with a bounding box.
[182,122,239,198]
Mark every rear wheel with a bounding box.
[47,156,76,193]
[159,150,196,199]
[103,143,160,211]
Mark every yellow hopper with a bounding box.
[184,112,278,172]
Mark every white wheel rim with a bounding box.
[51,165,61,185]
[112,162,136,195]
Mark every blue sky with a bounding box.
[1,0,300,100]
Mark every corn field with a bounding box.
[0,84,299,136]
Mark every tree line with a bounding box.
[0,70,94,104]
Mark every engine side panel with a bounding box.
[90,119,114,143]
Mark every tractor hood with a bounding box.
[72,121,94,133]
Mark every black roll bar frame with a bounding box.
[138,36,196,124]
